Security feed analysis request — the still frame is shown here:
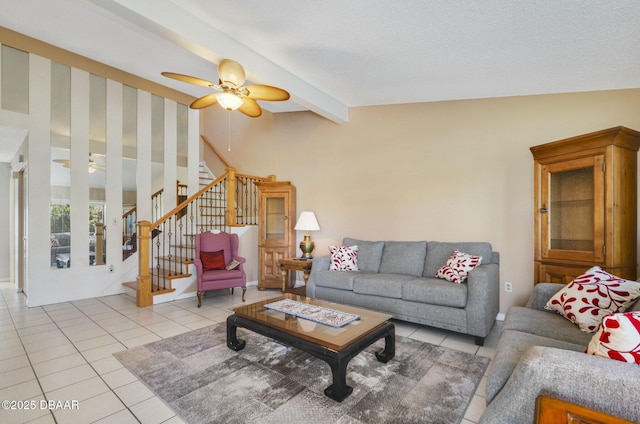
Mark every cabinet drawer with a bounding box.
[536,262,592,284]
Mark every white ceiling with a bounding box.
[1,0,639,125]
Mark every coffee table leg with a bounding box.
[324,358,353,402]
[226,316,246,351]
[375,327,395,363]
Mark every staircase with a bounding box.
[199,161,215,188]
[125,168,270,306]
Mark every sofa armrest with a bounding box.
[307,256,331,298]
[465,262,500,339]
[479,346,640,424]
[525,283,565,310]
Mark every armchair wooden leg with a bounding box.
[241,287,246,302]
[197,291,202,308]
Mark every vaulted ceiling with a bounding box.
[1,0,640,125]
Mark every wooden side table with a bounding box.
[278,258,313,295]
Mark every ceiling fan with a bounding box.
[162,59,290,118]
[53,154,105,173]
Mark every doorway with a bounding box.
[16,166,27,296]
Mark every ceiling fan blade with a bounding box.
[161,72,216,88]
[238,98,262,118]
[190,93,219,109]
[218,59,246,87]
[244,84,290,101]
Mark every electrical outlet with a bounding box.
[505,282,512,292]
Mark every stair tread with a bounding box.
[155,255,194,264]
[122,280,176,296]
[151,268,192,280]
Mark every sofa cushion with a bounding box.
[342,238,385,273]
[402,277,467,308]
[485,329,585,403]
[545,266,640,333]
[329,245,359,271]
[587,311,640,365]
[201,268,244,282]
[503,306,593,346]
[378,241,427,277]
[434,249,482,283]
[353,273,416,299]
[423,241,493,277]
[313,270,361,291]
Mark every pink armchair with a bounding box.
[194,231,247,307]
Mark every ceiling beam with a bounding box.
[89,0,349,123]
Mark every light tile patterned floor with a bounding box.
[0,282,501,424]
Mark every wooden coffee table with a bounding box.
[227,294,395,402]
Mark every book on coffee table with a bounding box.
[264,299,360,328]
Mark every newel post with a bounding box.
[136,220,153,307]
[226,167,237,226]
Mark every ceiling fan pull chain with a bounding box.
[228,110,232,152]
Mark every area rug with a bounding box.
[114,323,489,424]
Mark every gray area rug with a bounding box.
[114,323,489,424]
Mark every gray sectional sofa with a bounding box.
[306,238,500,345]
[50,232,71,266]
[479,282,640,424]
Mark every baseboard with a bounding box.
[496,313,506,321]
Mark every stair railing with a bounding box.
[135,167,269,306]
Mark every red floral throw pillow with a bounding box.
[329,245,359,271]
[200,250,226,271]
[587,311,640,365]
[435,250,483,284]
[545,266,640,333]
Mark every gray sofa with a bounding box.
[306,238,500,345]
[50,232,71,266]
[480,282,640,423]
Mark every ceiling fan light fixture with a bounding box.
[216,92,244,110]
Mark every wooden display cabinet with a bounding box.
[256,181,296,290]
[531,126,640,284]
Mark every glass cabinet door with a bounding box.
[540,155,604,263]
[263,192,290,244]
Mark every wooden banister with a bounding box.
[150,173,227,231]
[134,168,272,306]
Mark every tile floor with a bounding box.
[0,282,502,424]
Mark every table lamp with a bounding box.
[294,211,320,259]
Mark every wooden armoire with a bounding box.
[531,126,640,284]
[256,181,296,290]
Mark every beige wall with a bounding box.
[201,89,640,314]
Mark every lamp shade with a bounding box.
[216,92,244,110]
[294,211,320,232]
